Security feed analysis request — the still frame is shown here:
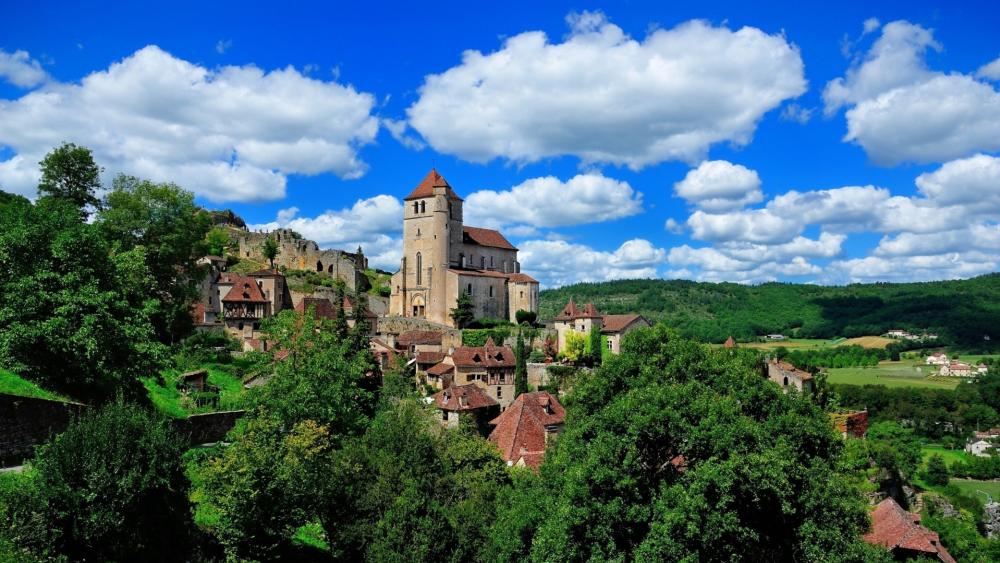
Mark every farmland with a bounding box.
[826,361,964,389]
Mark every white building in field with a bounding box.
[925,352,949,366]
[940,362,973,377]
[966,440,994,457]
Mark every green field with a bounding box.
[949,479,1000,503]
[742,338,832,350]
[922,446,975,467]
[0,368,70,402]
[142,363,246,418]
[826,361,964,389]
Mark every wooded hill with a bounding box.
[538,274,1000,347]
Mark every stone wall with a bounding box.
[0,394,84,466]
[235,227,368,292]
[0,393,244,467]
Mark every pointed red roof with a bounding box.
[404,169,463,201]
[554,299,601,321]
[724,336,736,348]
[222,275,268,303]
[864,498,955,563]
[553,298,579,321]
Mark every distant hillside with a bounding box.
[538,275,1000,348]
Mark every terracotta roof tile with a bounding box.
[427,362,455,376]
[863,498,956,563]
[433,383,498,411]
[404,169,462,201]
[222,275,268,303]
[554,299,602,321]
[451,340,515,368]
[463,226,517,250]
[724,336,736,348]
[601,314,644,333]
[416,351,446,364]
[396,330,443,346]
[488,392,565,469]
[507,273,538,283]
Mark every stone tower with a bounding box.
[394,169,463,324]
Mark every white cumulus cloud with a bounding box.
[406,14,805,168]
[0,48,48,88]
[825,20,1000,165]
[0,45,380,201]
[518,238,666,287]
[673,160,763,211]
[978,55,1000,81]
[464,173,642,230]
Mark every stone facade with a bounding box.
[235,227,368,293]
[389,170,539,327]
[551,299,650,354]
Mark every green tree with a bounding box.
[515,329,528,395]
[37,142,102,212]
[451,291,475,329]
[203,226,232,256]
[97,174,212,343]
[0,196,164,401]
[515,309,537,326]
[588,325,602,366]
[923,453,950,486]
[262,235,280,268]
[0,402,194,561]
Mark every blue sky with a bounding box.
[2,1,999,287]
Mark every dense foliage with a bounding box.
[539,277,1000,347]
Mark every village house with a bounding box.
[488,391,566,469]
[427,337,517,409]
[765,358,815,394]
[973,428,1000,440]
[551,298,651,354]
[925,352,949,365]
[388,169,540,327]
[966,439,995,457]
[293,295,378,335]
[939,361,974,377]
[723,335,737,348]
[765,333,786,340]
[863,498,956,563]
[431,383,499,430]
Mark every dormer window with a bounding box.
[472,353,481,363]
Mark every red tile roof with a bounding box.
[554,298,602,320]
[416,351,446,364]
[427,362,455,376]
[222,276,268,303]
[724,336,736,348]
[451,338,515,368]
[250,268,284,277]
[554,298,579,320]
[771,359,814,381]
[433,383,498,411]
[463,226,517,250]
[488,391,565,469]
[396,330,443,347]
[863,498,956,563]
[601,314,645,334]
[506,273,538,283]
[404,169,462,201]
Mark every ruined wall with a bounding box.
[235,228,368,292]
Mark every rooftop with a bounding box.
[489,391,565,469]
[863,497,955,563]
[404,169,462,201]
[451,337,515,368]
[433,383,498,411]
[463,226,517,251]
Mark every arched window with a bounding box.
[467,283,473,295]
[489,286,494,298]
[328,264,334,273]
[420,201,426,213]
[459,253,465,268]
[413,201,419,213]
[490,256,494,268]
[316,260,323,271]
[480,256,486,269]
[783,376,789,386]
[415,252,422,286]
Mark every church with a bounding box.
[389,170,540,327]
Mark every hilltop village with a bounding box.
[3,156,1000,561]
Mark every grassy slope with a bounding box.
[0,368,70,402]
[142,363,246,418]
[826,361,962,389]
[538,274,1000,346]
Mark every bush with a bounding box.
[528,350,546,363]
[463,328,512,347]
[1,402,195,561]
[515,310,537,326]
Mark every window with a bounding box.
[316,260,323,271]
[416,228,421,237]
[497,387,502,399]
[519,291,523,299]
[607,339,614,350]
[459,253,465,268]
[481,256,486,268]
[420,201,426,213]
[490,256,494,268]
[467,283,473,295]
[489,286,494,298]
[782,376,789,386]
[442,410,448,421]
[416,253,422,285]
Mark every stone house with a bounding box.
[388,169,540,326]
[395,330,446,357]
[925,352,949,365]
[966,439,995,457]
[940,361,973,377]
[551,299,651,354]
[765,358,815,394]
[294,295,378,335]
[430,337,516,409]
[431,384,499,430]
[488,391,565,469]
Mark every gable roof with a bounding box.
[404,169,463,201]
[451,338,515,368]
[396,330,444,347]
[554,299,601,321]
[463,226,517,250]
[416,351,446,364]
[863,498,956,563]
[427,362,455,376]
[770,359,814,381]
[222,276,268,303]
[601,314,645,334]
[433,383,498,411]
[724,336,736,348]
[488,391,565,469]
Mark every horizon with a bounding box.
[2,1,999,288]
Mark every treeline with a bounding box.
[786,345,884,369]
[538,277,1000,348]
